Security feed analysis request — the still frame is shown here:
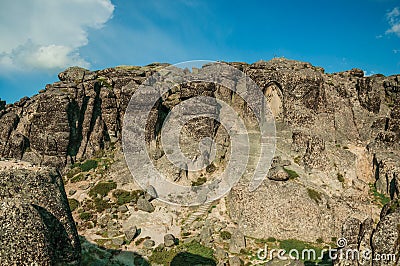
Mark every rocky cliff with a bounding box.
[1,58,399,265]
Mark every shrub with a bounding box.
[284,168,299,179]
[79,159,98,172]
[267,237,277,242]
[149,240,215,265]
[307,188,322,203]
[93,198,111,212]
[89,181,117,198]
[68,198,79,212]
[112,189,143,205]
[79,212,93,221]
[220,231,232,240]
[369,183,390,206]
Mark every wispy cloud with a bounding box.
[0,0,114,72]
[385,7,400,37]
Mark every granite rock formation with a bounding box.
[0,161,81,265]
[0,58,399,264]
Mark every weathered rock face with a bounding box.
[0,65,164,169]
[227,59,400,241]
[334,201,400,266]
[0,161,81,265]
[0,58,399,245]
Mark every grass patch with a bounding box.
[68,198,79,212]
[284,167,300,179]
[112,189,143,205]
[267,237,277,242]
[70,173,86,183]
[369,183,390,206]
[89,181,117,198]
[94,238,109,247]
[220,231,232,240]
[93,198,111,212]
[79,159,98,172]
[79,212,93,221]
[97,76,113,89]
[191,177,207,186]
[149,240,215,265]
[307,188,322,203]
[66,167,81,179]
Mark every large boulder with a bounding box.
[0,161,81,265]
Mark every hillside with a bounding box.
[0,58,399,265]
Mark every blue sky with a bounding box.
[1,0,400,103]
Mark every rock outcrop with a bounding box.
[0,160,81,265]
[334,200,400,266]
[0,59,399,259]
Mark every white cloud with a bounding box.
[385,7,400,37]
[0,0,114,71]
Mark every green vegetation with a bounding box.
[70,173,86,183]
[97,76,113,89]
[66,167,81,179]
[79,159,98,172]
[369,183,390,206]
[135,237,150,246]
[284,167,300,179]
[182,232,191,237]
[191,177,207,186]
[316,238,324,244]
[79,212,93,221]
[337,173,345,183]
[294,156,302,165]
[68,198,79,212]
[94,238,108,247]
[279,239,325,262]
[89,181,117,198]
[112,189,143,205]
[93,198,111,212]
[267,237,277,242]
[149,240,215,265]
[220,231,232,240]
[307,188,322,203]
[115,65,141,71]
